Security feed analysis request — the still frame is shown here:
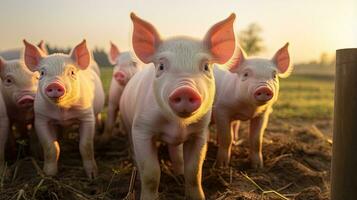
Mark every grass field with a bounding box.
[0,65,334,200]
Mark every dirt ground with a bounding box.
[0,117,332,200]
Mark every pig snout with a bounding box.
[169,86,202,118]
[45,82,66,99]
[254,86,273,102]
[114,71,127,85]
[17,95,34,108]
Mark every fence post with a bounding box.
[331,48,357,200]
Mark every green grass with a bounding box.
[99,66,335,120]
[274,73,334,120]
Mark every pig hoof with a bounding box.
[216,160,229,168]
[250,155,263,169]
[216,149,230,168]
[43,163,58,176]
[84,163,98,179]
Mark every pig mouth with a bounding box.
[175,111,195,118]
[16,95,35,108]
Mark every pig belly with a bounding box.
[50,118,80,127]
[233,112,251,121]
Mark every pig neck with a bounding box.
[214,67,271,120]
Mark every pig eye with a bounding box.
[272,71,277,79]
[241,71,250,81]
[158,63,165,71]
[3,76,14,86]
[204,63,209,71]
[68,68,77,78]
[39,70,46,79]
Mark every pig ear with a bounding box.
[0,57,6,73]
[109,41,120,65]
[204,13,236,64]
[70,40,91,70]
[228,46,247,73]
[273,42,293,78]
[130,12,161,64]
[37,40,48,55]
[23,39,46,72]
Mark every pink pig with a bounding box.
[213,43,293,168]
[23,40,105,179]
[100,42,142,143]
[120,13,236,199]
[0,57,40,174]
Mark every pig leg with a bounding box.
[232,120,241,145]
[168,144,184,175]
[29,126,43,160]
[35,116,60,176]
[100,102,118,144]
[132,130,160,200]
[0,116,9,175]
[249,110,270,169]
[215,112,234,167]
[183,131,207,200]
[79,119,97,179]
[95,113,103,132]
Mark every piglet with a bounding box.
[213,43,293,168]
[23,40,105,179]
[120,13,236,199]
[100,42,142,143]
[0,57,40,174]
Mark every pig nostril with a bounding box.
[189,98,195,103]
[257,92,261,96]
[174,97,181,103]
[48,89,53,92]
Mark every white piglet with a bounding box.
[120,13,236,199]
[100,42,142,142]
[23,40,105,179]
[214,43,293,168]
[0,57,40,174]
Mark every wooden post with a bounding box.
[331,48,357,200]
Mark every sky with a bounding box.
[0,0,356,63]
